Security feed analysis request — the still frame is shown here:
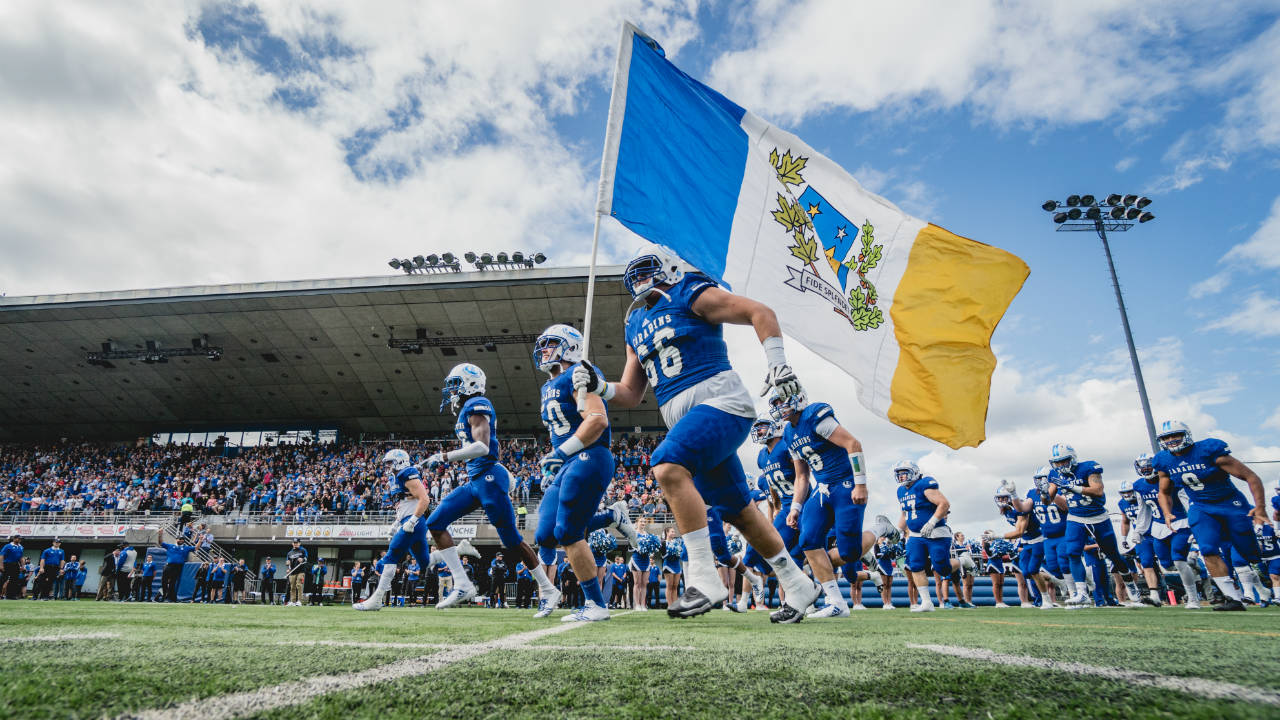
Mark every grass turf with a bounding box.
[1,602,1277,720]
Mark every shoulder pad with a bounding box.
[811,403,834,419]
[922,476,939,490]
[1201,438,1230,460]
[401,467,421,481]
[466,398,494,415]
[1080,460,1102,476]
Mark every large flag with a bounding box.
[596,23,1029,449]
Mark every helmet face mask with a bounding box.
[751,417,780,444]
[533,324,584,374]
[382,449,410,473]
[767,387,806,422]
[1049,443,1077,476]
[623,244,687,301]
[1134,453,1155,480]
[893,460,920,485]
[994,492,1012,508]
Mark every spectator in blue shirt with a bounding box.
[35,538,65,600]
[2,535,24,599]
[137,555,157,602]
[514,561,533,609]
[308,562,327,606]
[609,557,628,609]
[207,558,224,603]
[74,565,87,600]
[114,543,137,602]
[221,558,235,605]
[157,530,196,603]
[59,556,80,600]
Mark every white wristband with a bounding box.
[600,382,616,401]
[556,436,586,457]
[763,336,787,368]
[849,452,867,485]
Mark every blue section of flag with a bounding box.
[608,32,749,284]
[798,186,859,291]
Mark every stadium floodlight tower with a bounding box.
[1042,194,1158,453]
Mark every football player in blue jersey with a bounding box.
[895,460,961,613]
[530,324,627,623]
[1270,483,1280,531]
[353,448,433,611]
[995,480,1052,609]
[741,415,806,601]
[573,243,819,620]
[1131,452,1202,608]
[424,363,550,609]
[1254,523,1280,605]
[1117,480,1164,607]
[1030,467,1072,602]
[1152,420,1268,611]
[1045,443,1143,607]
[774,389,897,620]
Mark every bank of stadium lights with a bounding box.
[1040,193,1158,452]
[86,335,223,368]
[387,251,547,275]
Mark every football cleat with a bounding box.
[752,582,767,610]
[735,591,750,613]
[457,539,482,560]
[769,604,805,624]
[608,501,639,545]
[1213,598,1246,612]
[1184,598,1202,610]
[561,603,610,622]
[872,514,902,544]
[808,604,849,619]
[436,583,476,609]
[533,588,562,618]
[910,600,936,613]
[668,587,718,619]
[352,597,382,611]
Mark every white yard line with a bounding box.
[121,611,636,720]
[0,632,120,643]
[908,643,1280,706]
[282,639,691,651]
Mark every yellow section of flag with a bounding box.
[888,224,1030,449]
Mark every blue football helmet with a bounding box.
[1157,420,1193,453]
[751,414,782,444]
[766,385,806,422]
[622,243,688,300]
[1134,452,1155,480]
[533,323,585,374]
[1049,443,1077,476]
[893,459,921,485]
[440,363,486,414]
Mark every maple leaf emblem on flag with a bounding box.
[769,148,885,331]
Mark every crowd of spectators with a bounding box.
[0,433,670,522]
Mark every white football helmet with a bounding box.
[1032,465,1052,495]
[994,479,1015,507]
[1134,452,1155,480]
[893,459,921,485]
[622,243,690,300]
[382,449,410,473]
[1048,443,1077,475]
[533,324,585,374]
[766,385,807,422]
[1118,479,1136,500]
[441,363,486,414]
[751,415,782,444]
[1157,420,1193,453]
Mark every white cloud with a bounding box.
[1206,292,1280,338]
[1188,271,1229,299]
[727,328,1276,540]
[1114,156,1137,172]
[1223,195,1280,270]
[1265,407,1280,432]
[0,0,698,296]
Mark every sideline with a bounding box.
[0,631,121,643]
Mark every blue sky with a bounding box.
[1,1,1278,532]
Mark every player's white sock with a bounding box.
[531,565,556,596]
[1234,566,1261,602]
[369,564,396,602]
[1149,589,1162,604]
[682,526,721,589]
[440,547,468,586]
[765,551,808,594]
[1073,581,1089,598]
[742,565,764,591]
[1212,575,1242,601]
[1174,561,1201,602]
[820,579,848,610]
[428,550,442,568]
[1271,585,1280,602]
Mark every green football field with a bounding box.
[2,602,1278,720]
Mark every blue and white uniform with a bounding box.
[1132,476,1191,568]
[1118,495,1157,571]
[1050,461,1134,585]
[427,396,523,548]
[626,274,756,515]
[1032,489,1068,579]
[1255,524,1280,577]
[787,403,865,562]
[897,477,951,576]
[742,439,805,574]
[1004,499,1045,582]
[1152,438,1259,565]
[381,465,432,572]
[533,364,616,552]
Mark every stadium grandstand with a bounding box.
[0,265,674,601]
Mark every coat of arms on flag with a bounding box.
[769,148,885,331]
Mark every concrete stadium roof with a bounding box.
[0,266,666,441]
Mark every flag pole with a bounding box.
[575,212,604,411]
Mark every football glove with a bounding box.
[920,518,938,537]
[540,448,569,478]
[572,362,608,396]
[400,515,419,533]
[760,363,801,399]
[424,452,447,468]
